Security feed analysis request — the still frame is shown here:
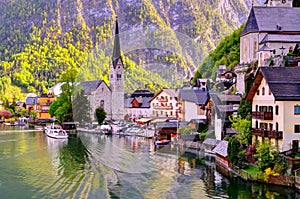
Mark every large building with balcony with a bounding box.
[246,67,300,152]
[149,89,179,119]
[35,94,55,119]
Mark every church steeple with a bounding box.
[112,17,122,69]
[109,16,125,121]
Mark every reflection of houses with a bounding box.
[246,67,300,152]
[149,89,179,119]
[210,93,241,140]
[125,89,154,121]
[178,89,211,122]
[35,94,55,119]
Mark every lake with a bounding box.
[0,127,297,198]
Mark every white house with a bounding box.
[149,89,179,119]
[178,89,210,122]
[246,67,300,152]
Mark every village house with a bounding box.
[149,88,179,119]
[213,140,229,168]
[124,89,154,121]
[34,93,55,119]
[210,93,241,140]
[177,89,210,122]
[246,67,300,152]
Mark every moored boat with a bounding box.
[45,124,68,139]
[154,139,170,146]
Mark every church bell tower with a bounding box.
[110,17,125,121]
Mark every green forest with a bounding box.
[0,0,249,107]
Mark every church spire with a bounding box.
[112,16,121,69]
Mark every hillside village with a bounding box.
[1,0,300,189]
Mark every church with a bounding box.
[82,18,125,121]
[49,18,125,122]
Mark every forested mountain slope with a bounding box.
[0,0,255,104]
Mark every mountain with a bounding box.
[0,0,256,103]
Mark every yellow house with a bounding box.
[246,67,300,152]
[36,94,55,119]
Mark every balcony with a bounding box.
[252,111,273,120]
[252,129,283,139]
[38,102,52,106]
[36,109,49,113]
[153,105,173,110]
[157,97,168,102]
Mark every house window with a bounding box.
[276,122,279,132]
[268,106,273,113]
[275,105,279,115]
[102,88,104,92]
[100,100,104,107]
[256,90,260,95]
[256,105,258,112]
[294,105,300,115]
[117,74,121,79]
[262,87,265,95]
[255,121,259,129]
[170,97,172,100]
[170,111,173,116]
[295,125,300,133]
[161,111,163,115]
[111,74,113,78]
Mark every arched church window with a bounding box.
[100,100,104,107]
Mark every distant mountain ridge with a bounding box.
[0,0,257,98]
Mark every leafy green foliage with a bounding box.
[95,107,107,125]
[194,24,245,80]
[237,97,252,120]
[230,115,252,145]
[227,137,247,168]
[254,142,288,174]
[72,89,90,123]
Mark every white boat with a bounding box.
[100,122,112,135]
[45,124,68,139]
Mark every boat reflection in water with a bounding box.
[0,128,297,199]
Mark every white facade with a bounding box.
[181,101,207,122]
[251,77,300,151]
[150,89,179,118]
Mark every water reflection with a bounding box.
[0,128,298,198]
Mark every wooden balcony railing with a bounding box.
[38,102,52,106]
[153,105,173,110]
[157,97,168,102]
[252,111,273,120]
[252,129,283,139]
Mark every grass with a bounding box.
[295,153,300,158]
[242,165,264,180]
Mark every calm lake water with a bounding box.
[0,126,297,199]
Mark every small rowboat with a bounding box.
[154,139,170,146]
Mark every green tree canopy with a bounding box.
[95,107,106,125]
